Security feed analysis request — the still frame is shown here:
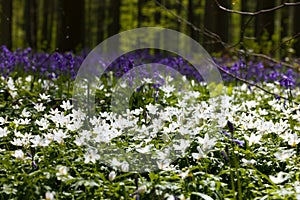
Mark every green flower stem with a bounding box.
[234,152,242,200]
[249,165,278,189]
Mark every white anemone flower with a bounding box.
[56,165,68,180]
[39,93,50,101]
[74,136,85,146]
[193,134,216,160]
[198,133,216,152]
[21,108,31,118]
[192,146,205,160]
[109,171,116,181]
[121,162,129,172]
[0,127,9,138]
[136,144,153,154]
[84,149,100,164]
[287,133,300,147]
[146,103,158,115]
[45,191,55,200]
[167,195,175,200]
[30,135,51,147]
[60,100,73,111]
[12,150,24,160]
[34,103,46,112]
[269,171,290,184]
[274,149,295,162]
[7,77,17,91]
[0,116,8,125]
[244,133,262,146]
[35,118,49,130]
[53,129,68,144]
[173,139,190,152]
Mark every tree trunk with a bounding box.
[188,0,202,42]
[176,0,182,32]
[0,0,12,49]
[273,0,282,59]
[57,0,85,52]
[137,0,144,28]
[47,0,54,50]
[107,0,121,37]
[217,0,230,45]
[24,0,38,49]
[204,0,229,52]
[97,0,106,43]
[255,0,275,41]
[204,0,216,51]
[294,1,300,56]
[41,0,52,50]
[86,0,92,48]
[154,2,161,53]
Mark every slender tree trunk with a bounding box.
[41,0,50,50]
[86,0,92,48]
[107,0,121,37]
[0,0,12,49]
[154,2,161,53]
[240,1,256,48]
[57,0,85,52]
[204,0,216,51]
[255,0,275,41]
[55,0,63,51]
[287,0,294,38]
[188,0,202,42]
[240,0,250,33]
[217,0,230,44]
[137,0,144,28]
[280,0,294,58]
[47,0,54,50]
[154,0,161,53]
[204,0,229,52]
[187,0,194,38]
[154,4,161,25]
[105,0,121,53]
[97,0,106,43]
[294,1,300,56]
[24,0,38,49]
[273,0,282,59]
[176,0,182,32]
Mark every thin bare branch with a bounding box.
[270,32,300,55]
[250,52,299,70]
[214,62,299,105]
[153,0,300,104]
[214,0,300,16]
[153,0,229,48]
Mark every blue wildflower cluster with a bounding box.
[1,46,299,91]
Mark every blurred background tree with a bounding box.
[0,0,299,58]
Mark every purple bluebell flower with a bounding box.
[279,74,295,88]
[232,139,245,147]
[222,130,244,147]
[26,152,32,158]
[32,161,38,169]
[222,130,232,138]
[275,94,281,100]
[221,150,229,161]
[227,121,234,134]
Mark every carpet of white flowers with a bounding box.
[1,73,300,200]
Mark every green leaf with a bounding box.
[191,192,214,200]
[149,172,159,183]
[207,82,224,97]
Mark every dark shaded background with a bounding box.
[0,0,299,57]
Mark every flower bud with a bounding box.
[109,171,116,181]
